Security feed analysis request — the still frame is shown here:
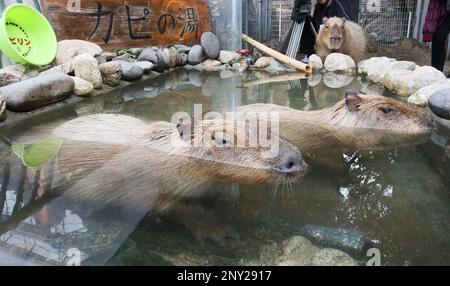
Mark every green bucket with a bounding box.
[0,4,57,66]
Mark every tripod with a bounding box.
[285,0,317,59]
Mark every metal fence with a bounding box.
[358,0,422,45]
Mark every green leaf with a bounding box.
[12,137,64,168]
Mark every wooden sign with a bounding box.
[40,0,212,48]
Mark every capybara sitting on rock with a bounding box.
[316,17,367,63]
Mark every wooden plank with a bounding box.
[40,0,211,48]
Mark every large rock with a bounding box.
[56,40,102,65]
[73,53,103,89]
[99,62,122,87]
[218,50,240,64]
[358,57,416,83]
[71,76,94,97]
[114,61,143,81]
[308,54,323,71]
[0,94,6,122]
[275,236,357,266]
[200,32,220,59]
[0,74,74,112]
[428,88,450,119]
[408,84,450,106]
[324,53,356,73]
[383,66,446,96]
[188,45,203,65]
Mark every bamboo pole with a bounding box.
[242,34,312,75]
[243,72,307,87]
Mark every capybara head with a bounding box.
[321,17,347,51]
[330,92,436,147]
[176,117,308,184]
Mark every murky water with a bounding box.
[1,69,450,266]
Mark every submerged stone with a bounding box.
[428,88,450,120]
[0,74,74,112]
[297,224,374,258]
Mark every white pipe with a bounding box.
[407,11,412,38]
[279,4,282,40]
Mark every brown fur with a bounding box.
[316,17,367,63]
[40,114,305,214]
[236,93,435,163]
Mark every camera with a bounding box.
[291,0,312,24]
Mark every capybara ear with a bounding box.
[323,17,328,23]
[341,17,347,23]
[345,91,362,111]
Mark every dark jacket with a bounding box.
[422,0,449,42]
[312,0,354,31]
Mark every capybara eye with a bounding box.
[379,107,395,114]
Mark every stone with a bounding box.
[164,46,180,67]
[114,61,144,81]
[56,40,102,65]
[0,94,6,122]
[0,68,22,87]
[323,73,354,88]
[99,62,122,87]
[0,74,74,112]
[383,66,446,96]
[275,236,357,266]
[200,32,220,59]
[179,53,188,66]
[100,51,118,61]
[358,57,416,84]
[408,84,450,106]
[232,62,249,73]
[157,51,171,70]
[312,249,358,266]
[71,76,94,97]
[40,61,74,76]
[203,59,224,71]
[174,44,191,54]
[428,88,450,119]
[73,53,103,89]
[95,55,107,65]
[188,45,203,65]
[112,53,132,62]
[308,54,323,71]
[324,53,356,73]
[134,61,154,73]
[298,225,374,257]
[137,48,159,64]
[0,64,39,83]
[218,50,240,64]
[254,57,271,68]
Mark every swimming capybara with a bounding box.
[316,17,367,63]
[236,92,436,164]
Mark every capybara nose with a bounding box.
[277,153,303,174]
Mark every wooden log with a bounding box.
[242,34,312,75]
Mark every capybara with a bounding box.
[316,17,367,63]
